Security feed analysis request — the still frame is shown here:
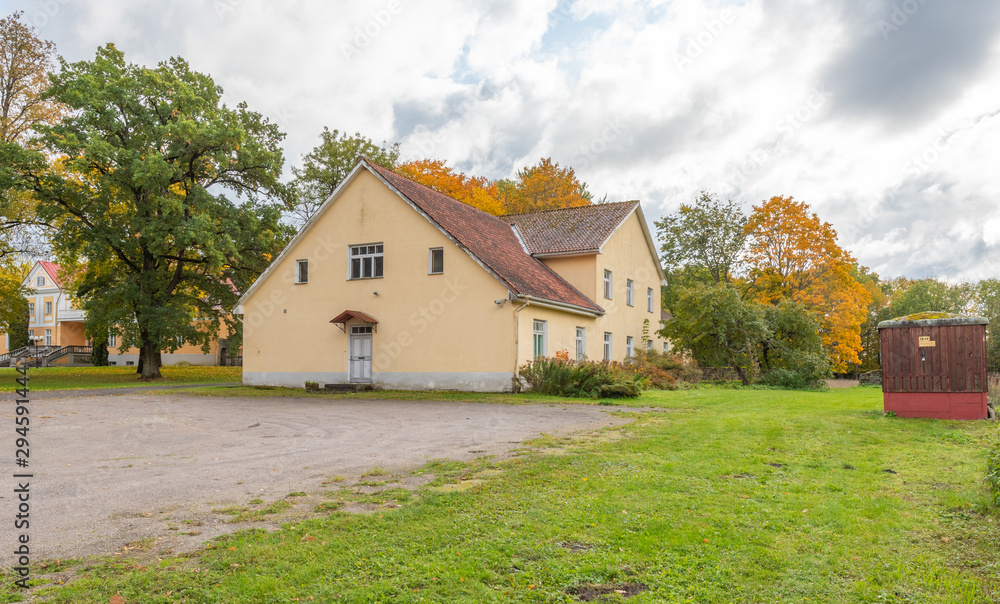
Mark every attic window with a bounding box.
[37,276,45,286]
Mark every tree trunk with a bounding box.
[139,340,162,380]
[731,362,750,386]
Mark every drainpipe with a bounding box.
[513,296,530,391]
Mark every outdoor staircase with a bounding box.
[0,345,93,368]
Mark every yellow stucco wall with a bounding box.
[539,255,597,301]
[241,169,515,389]
[516,212,667,365]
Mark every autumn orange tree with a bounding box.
[396,159,506,215]
[501,158,592,214]
[743,196,870,372]
[397,157,593,216]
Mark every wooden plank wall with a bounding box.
[880,324,986,393]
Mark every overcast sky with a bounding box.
[5,0,1000,281]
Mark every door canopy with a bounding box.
[330,310,378,333]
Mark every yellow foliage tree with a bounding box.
[396,159,506,216]
[744,196,871,371]
[502,158,592,214]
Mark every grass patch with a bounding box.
[0,365,241,392]
[7,387,1000,602]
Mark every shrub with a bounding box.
[628,349,701,389]
[987,431,1000,508]
[518,358,645,398]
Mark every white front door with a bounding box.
[349,326,373,382]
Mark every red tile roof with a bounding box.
[330,310,379,325]
[503,201,639,256]
[37,261,63,288]
[366,161,603,314]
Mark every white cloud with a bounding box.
[9,0,1000,280]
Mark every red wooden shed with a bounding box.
[877,313,990,420]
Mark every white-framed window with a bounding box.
[295,259,309,284]
[428,248,444,274]
[45,329,51,346]
[350,243,384,280]
[532,320,547,358]
[603,332,612,361]
[176,335,185,347]
[27,302,34,317]
[647,287,654,313]
[626,280,634,306]
[36,276,44,287]
[626,336,634,358]
[603,270,613,299]
[45,301,53,315]
[351,325,373,335]
[109,333,117,348]
[646,340,654,351]
[663,342,669,353]
[575,327,586,361]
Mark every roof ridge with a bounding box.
[501,200,639,219]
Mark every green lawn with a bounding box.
[0,366,242,392]
[6,387,1000,603]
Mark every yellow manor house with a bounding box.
[0,261,228,367]
[236,159,668,392]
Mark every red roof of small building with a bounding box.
[367,162,603,314]
[330,310,378,325]
[503,201,639,256]
[37,261,63,288]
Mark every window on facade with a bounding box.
[27,303,34,317]
[36,276,44,287]
[646,340,653,351]
[429,248,444,274]
[647,287,654,313]
[351,325,373,334]
[626,280,634,306]
[176,335,185,347]
[603,332,612,361]
[350,244,384,280]
[603,270,613,299]
[45,329,51,346]
[575,327,586,361]
[533,320,547,358]
[663,342,669,353]
[109,333,117,348]
[626,336,634,358]
[295,259,308,284]
[45,301,52,315]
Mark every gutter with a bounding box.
[514,294,603,318]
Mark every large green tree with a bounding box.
[7,44,292,379]
[881,278,975,320]
[656,191,748,285]
[660,282,767,385]
[976,279,1000,372]
[290,128,399,225]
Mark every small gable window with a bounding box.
[429,248,444,275]
[295,259,309,284]
[647,287,654,313]
[37,276,45,287]
[350,244,384,280]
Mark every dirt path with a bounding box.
[0,393,635,563]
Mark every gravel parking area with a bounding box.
[0,393,633,562]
